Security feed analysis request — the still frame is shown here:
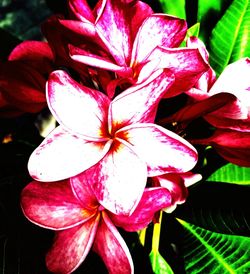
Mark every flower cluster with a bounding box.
[1,0,249,273]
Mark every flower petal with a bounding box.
[28,126,112,181]
[209,58,250,99]
[109,69,174,133]
[192,129,250,167]
[82,139,148,215]
[149,47,209,96]
[110,187,172,231]
[131,14,187,65]
[69,0,95,23]
[119,123,198,176]
[95,0,152,66]
[69,44,132,76]
[93,212,134,274]
[46,217,99,273]
[47,70,110,138]
[21,180,92,230]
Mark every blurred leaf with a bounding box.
[209,0,250,75]
[198,0,222,22]
[149,250,174,274]
[178,220,250,274]
[174,182,250,236]
[208,163,250,185]
[158,0,186,19]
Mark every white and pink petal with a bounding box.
[119,123,198,176]
[28,126,112,182]
[47,70,110,138]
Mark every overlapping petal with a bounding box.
[110,187,172,231]
[47,70,110,138]
[21,180,92,230]
[28,126,112,181]
[118,123,197,176]
[82,140,147,215]
[46,218,99,273]
[131,14,186,65]
[109,69,174,132]
[93,212,134,274]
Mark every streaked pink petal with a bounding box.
[28,126,112,181]
[58,19,96,36]
[83,140,147,215]
[47,70,110,138]
[162,93,237,124]
[109,69,174,133]
[119,123,198,176]
[69,44,132,76]
[70,173,98,210]
[204,115,250,132]
[69,0,95,23]
[192,129,250,167]
[46,217,99,273]
[149,47,209,96]
[111,187,172,231]
[21,180,93,230]
[93,212,134,274]
[131,14,187,65]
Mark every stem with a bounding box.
[151,211,163,252]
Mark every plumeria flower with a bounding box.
[28,69,198,214]
[43,0,208,98]
[21,173,173,274]
[0,41,53,117]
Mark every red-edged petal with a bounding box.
[110,187,172,231]
[93,212,134,274]
[69,0,95,23]
[119,123,198,176]
[47,70,110,138]
[83,139,147,215]
[131,14,187,65]
[95,0,152,66]
[69,44,132,76]
[192,129,250,167]
[70,173,98,210]
[109,69,174,133]
[149,47,209,97]
[21,180,93,230]
[28,126,112,181]
[46,216,100,273]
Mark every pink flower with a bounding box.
[21,174,172,274]
[28,69,197,214]
[43,0,208,98]
[0,41,53,117]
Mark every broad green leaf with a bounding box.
[178,219,250,274]
[174,182,250,236]
[209,0,250,76]
[149,250,174,274]
[208,163,250,185]
[158,0,186,19]
[198,0,222,22]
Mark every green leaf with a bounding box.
[208,163,250,185]
[198,0,223,22]
[178,219,250,273]
[149,250,174,274]
[158,0,186,19]
[174,182,250,236]
[209,0,250,75]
